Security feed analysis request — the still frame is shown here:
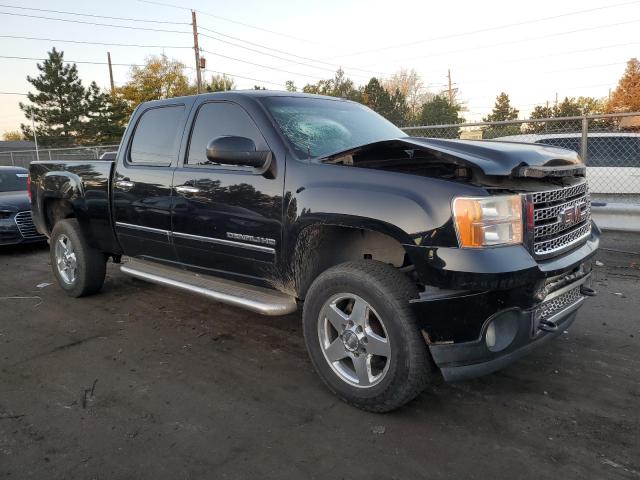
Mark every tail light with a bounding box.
[27,174,32,201]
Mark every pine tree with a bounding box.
[419,95,464,125]
[608,58,640,112]
[19,48,87,146]
[418,95,464,137]
[362,78,392,115]
[483,92,519,122]
[80,82,128,145]
[483,92,520,138]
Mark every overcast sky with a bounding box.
[0,0,638,134]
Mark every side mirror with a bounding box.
[205,136,272,169]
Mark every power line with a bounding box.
[0,54,145,67]
[0,11,191,34]
[200,49,319,79]
[0,34,191,49]
[202,69,287,88]
[0,3,190,24]
[198,32,377,79]
[0,91,27,95]
[333,0,640,58]
[198,27,391,77]
[136,0,322,45]
[0,55,291,88]
[361,19,640,68]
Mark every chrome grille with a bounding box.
[538,286,583,321]
[14,211,41,238]
[531,181,591,257]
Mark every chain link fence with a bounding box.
[403,112,640,205]
[2,113,639,206]
[0,145,120,169]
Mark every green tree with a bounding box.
[360,78,410,126]
[483,92,520,138]
[362,78,392,114]
[483,92,519,122]
[204,74,235,92]
[80,82,128,144]
[19,48,87,146]
[285,80,297,92]
[526,97,606,133]
[419,95,464,125]
[525,104,555,133]
[118,54,195,115]
[302,69,361,101]
[417,95,465,138]
[387,88,410,126]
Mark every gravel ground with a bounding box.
[1,232,639,480]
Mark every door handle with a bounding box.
[175,185,201,194]
[115,179,135,190]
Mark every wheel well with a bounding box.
[44,199,75,234]
[277,225,413,299]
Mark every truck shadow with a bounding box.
[0,242,48,256]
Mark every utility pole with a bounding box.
[107,51,115,95]
[192,10,202,94]
[447,69,453,105]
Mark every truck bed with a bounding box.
[29,160,122,254]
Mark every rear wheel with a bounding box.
[303,260,435,412]
[50,219,106,297]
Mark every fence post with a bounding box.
[10,152,14,166]
[48,150,52,161]
[581,116,588,165]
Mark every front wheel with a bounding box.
[50,218,106,297]
[303,260,435,412]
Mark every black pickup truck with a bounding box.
[29,91,599,412]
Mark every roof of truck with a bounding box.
[146,90,355,105]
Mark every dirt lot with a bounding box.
[1,233,639,480]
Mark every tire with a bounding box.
[50,218,106,297]
[302,260,435,412]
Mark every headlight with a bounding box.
[0,210,12,220]
[452,195,523,248]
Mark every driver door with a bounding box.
[171,101,284,284]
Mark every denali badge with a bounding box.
[226,232,276,246]
[558,202,586,227]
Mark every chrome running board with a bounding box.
[121,258,297,316]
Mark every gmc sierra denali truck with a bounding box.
[29,91,599,412]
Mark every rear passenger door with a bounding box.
[171,101,284,285]
[113,103,190,265]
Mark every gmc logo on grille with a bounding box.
[558,202,586,226]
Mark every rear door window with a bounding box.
[129,105,186,165]
[586,137,640,167]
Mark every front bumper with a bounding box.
[0,213,46,246]
[410,229,599,382]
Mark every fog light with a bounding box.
[484,310,519,352]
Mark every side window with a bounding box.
[536,137,581,154]
[130,105,185,165]
[587,137,639,167]
[187,102,267,166]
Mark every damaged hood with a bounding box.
[323,137,584,177]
